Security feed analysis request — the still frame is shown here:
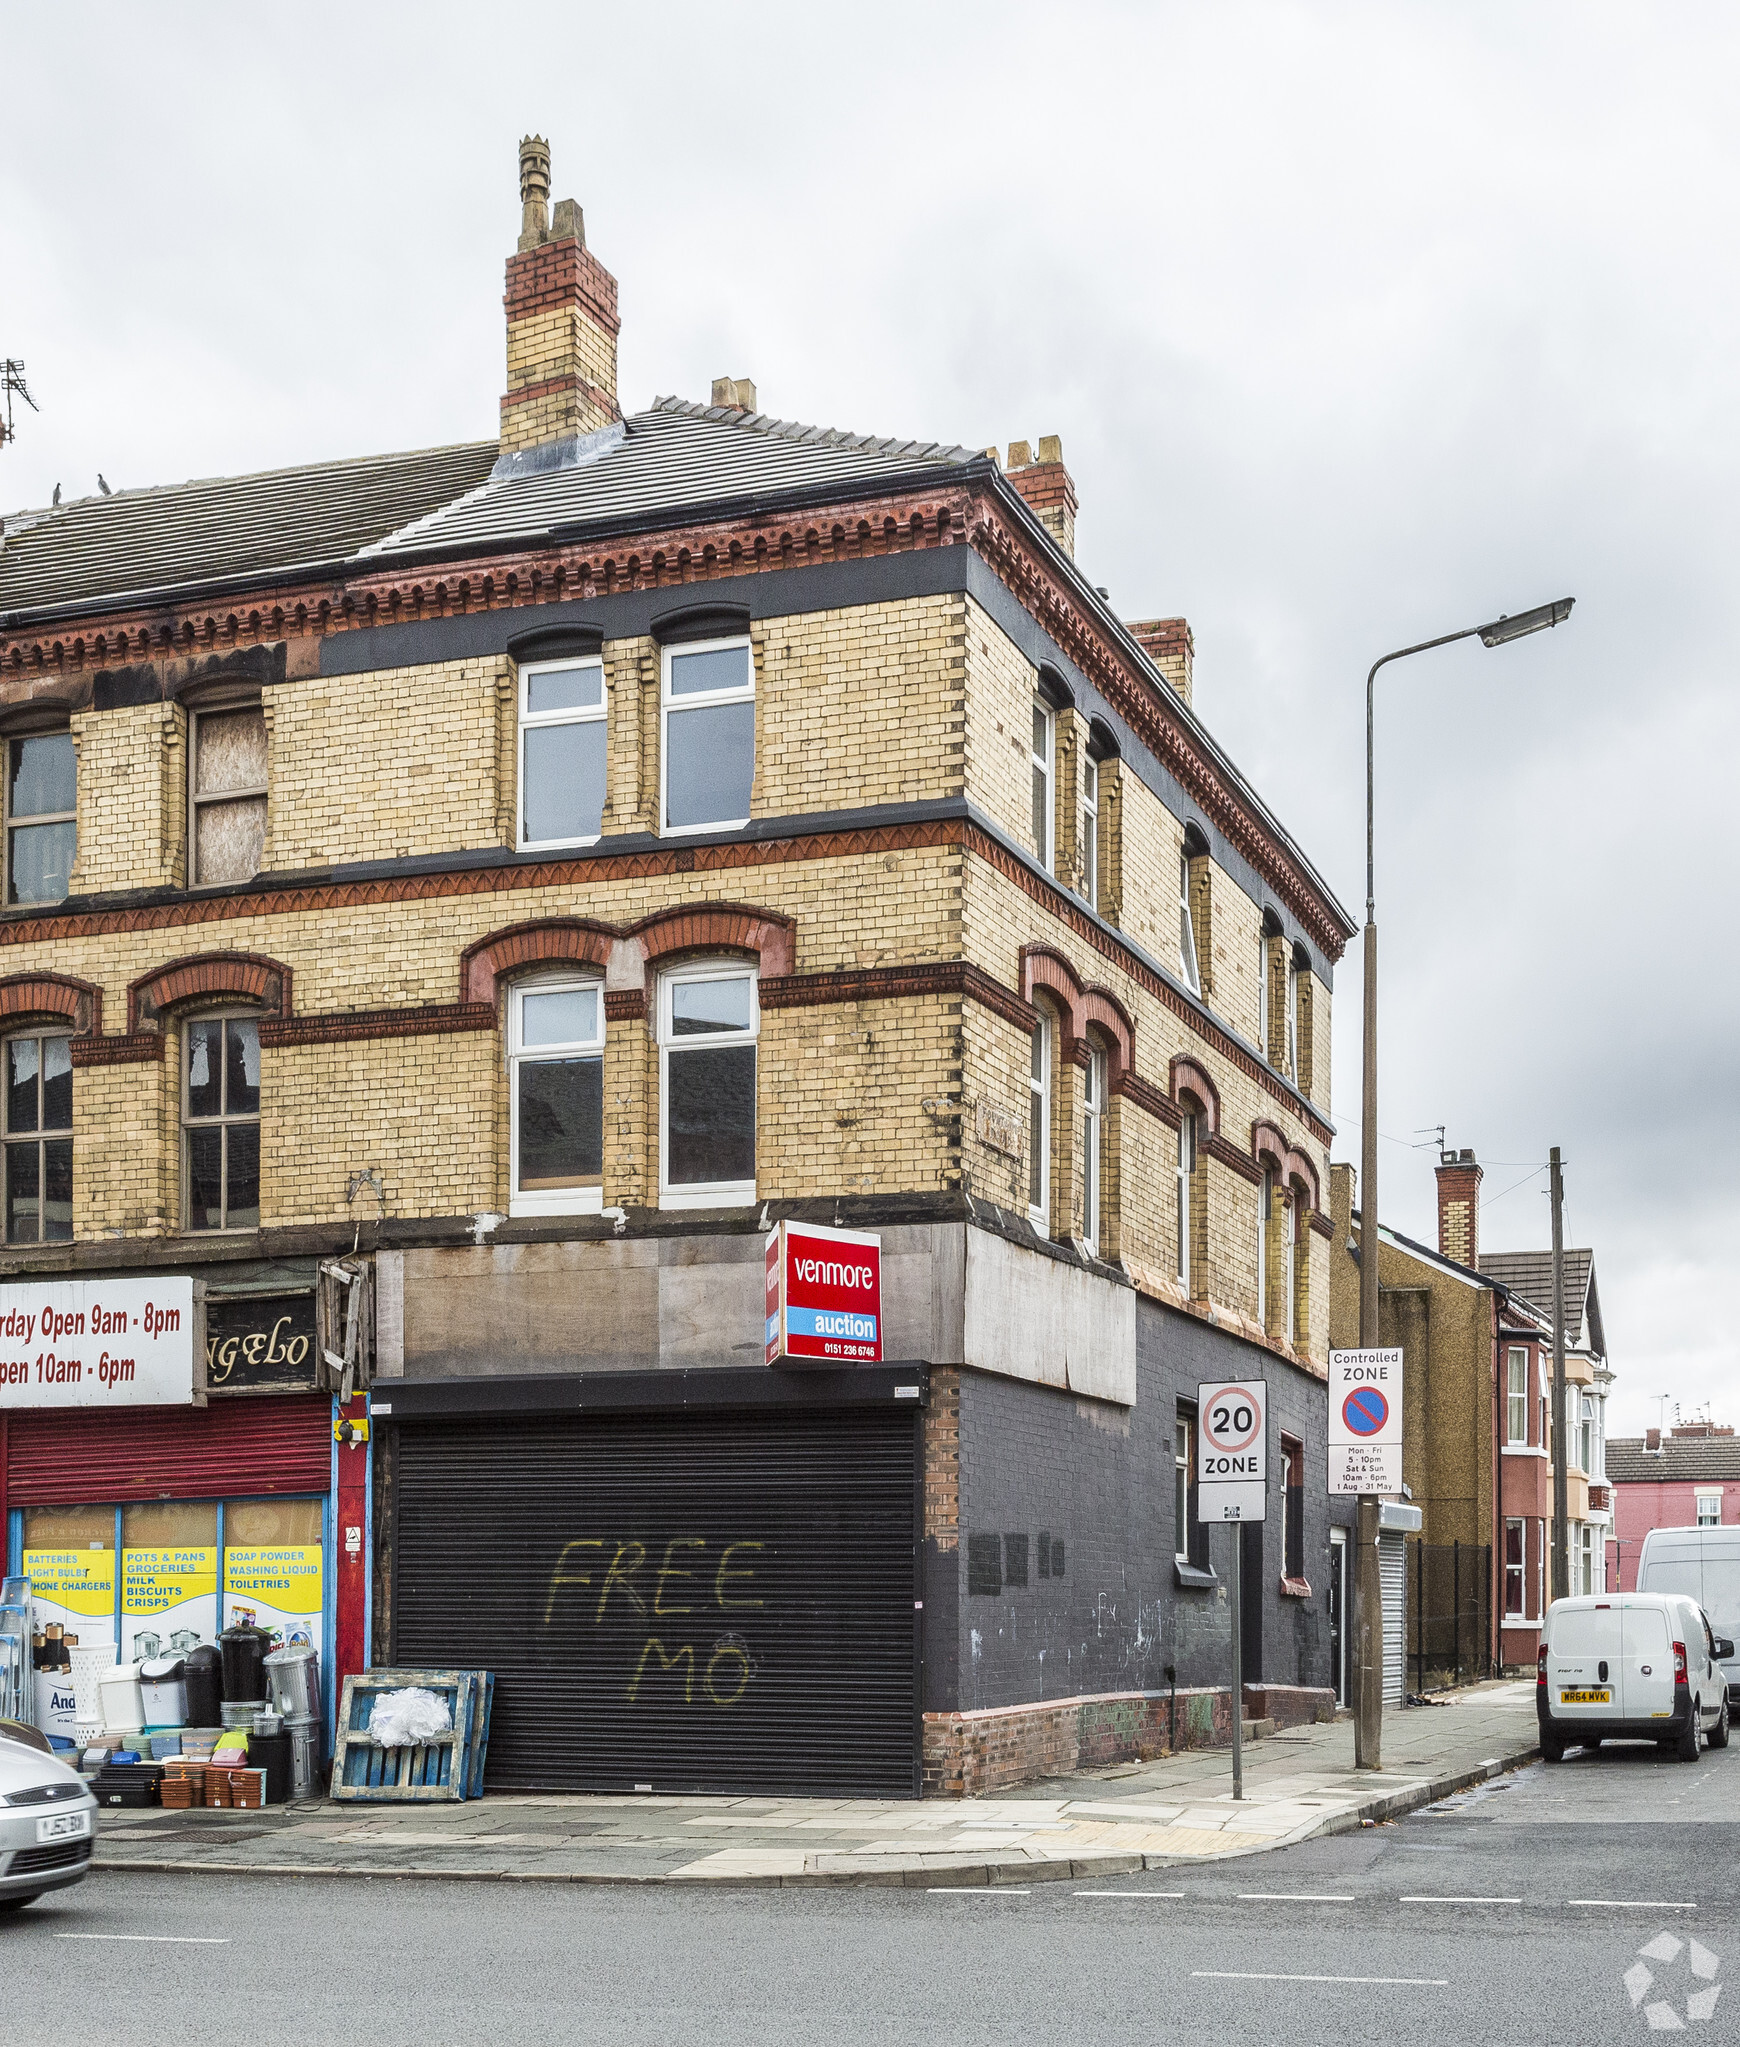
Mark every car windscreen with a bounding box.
[1549,1608,1612,1656]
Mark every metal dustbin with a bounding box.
[264,1644,320,1720]
[284,1713,321,1799]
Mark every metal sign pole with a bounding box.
[1230,1525,1243,1800]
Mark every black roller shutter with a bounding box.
[392,1405,919,1797]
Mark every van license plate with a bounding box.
[36,1809,90,1844]
[1560,1688,1611,1705]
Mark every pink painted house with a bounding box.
[1606,1423,1740,1589]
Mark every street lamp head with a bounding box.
[1478,597,1575,648]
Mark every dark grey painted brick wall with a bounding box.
[923,1297,1356,1712]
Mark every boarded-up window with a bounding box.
[192,707,267,884]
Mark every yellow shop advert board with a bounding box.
[225,1545,323,1652]
[122,1546,218,1662]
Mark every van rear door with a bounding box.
[1620,1602,1675,1723]
[1549,1605,1616,1719]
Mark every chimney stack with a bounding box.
[711,376,758,412]
[1435,1146,1483,1268]
[498,136,621,471]
[1646,1427,1662,1452]
[1129,618,1194,706]
[1005,435,1077,558]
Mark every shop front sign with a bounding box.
[0,1275,200,1408]
[764,1220,882,1365]
[205,1291,318,1393]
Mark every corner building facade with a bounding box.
[0,143,1355,1794]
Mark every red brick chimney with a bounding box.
[499,136,621,467]
[1646,1427,1662,1452]
[1005,436,1077,558]
[1435,1146,1482,1267]
[1129,618,1194,707]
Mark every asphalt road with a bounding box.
[5,1738,1735,2045]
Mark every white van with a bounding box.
[1537,1592,1732,1763]
[1637,1526,1740,1705]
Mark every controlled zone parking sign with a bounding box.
[1196,1378,1268,1522]
[1328,1346,1403,1494]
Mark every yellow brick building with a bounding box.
[0,139,1357,1797]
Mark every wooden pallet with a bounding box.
[330,1668,491,1802]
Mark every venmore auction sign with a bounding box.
[0,1276,201,1407]
[764,1220,883,1365]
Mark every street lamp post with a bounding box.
[1355,595,1573,1772]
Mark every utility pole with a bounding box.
[1550,1145,1569,1603]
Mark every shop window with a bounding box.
[1030,697,1054,871]
[5,730,76,905]
[1080,753,1099,908]
[518,655,607,847]
[509,979,604,1216]
[1081,1042,1106,1256]
[1506,1347,1529,1444]
[1282,1436,1306,1581]
[1504,1517,1525,1615]
[121,1500,218,1662]
[1699,1492,1722,1529]
[4,1031,72,1244]
[225,1497,324,1647]
[190,704,268,885]
[659,963,757,1207]
[21,1504,116,1672]
[183,1013,261,1232]
[1027,1010,1051,1230]
[662,638,754,834]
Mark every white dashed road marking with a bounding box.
[1194,1971,1448,1987]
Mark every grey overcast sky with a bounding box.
[2,4,1733,1433]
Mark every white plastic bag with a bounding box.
[368,1686,453,1748]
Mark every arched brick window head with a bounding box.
[0,973,101,1040]
[129,952,291,1034]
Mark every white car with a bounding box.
[0,1723,97,1908]
[1538,1592,1733,1763]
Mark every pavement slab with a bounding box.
[89,1678,1539,1888]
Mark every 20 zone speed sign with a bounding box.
[1196,1379,1268,1523]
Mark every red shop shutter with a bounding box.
[5,1394,331,1506]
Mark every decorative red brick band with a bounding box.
[129,950,292,1033]
[1202,1132,1264,1186]
[1115,1070,1182,1129]
[0,971,101,1038]
[1308,1209,1335,1239]
[258,1003,494,1048]
[69,1032,162,1067]
[603,989,645,1022]
[758,960,1034,1031]
[500,377,622,425]
[503,237,621,331]
[0,818,1329,1145]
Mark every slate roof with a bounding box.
[361,400,983,562]
[1479,1248,1604,1356]
[1607,1437,1740,1484]
[0,441,501,620]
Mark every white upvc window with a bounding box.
[1257,1167,1272,1329]
[658,963,758,1208]
[661,637,755,835]
[1285,952,1300,1075]
[1027,1011,1051,1228]
[1698,1492,1722,1529]
[1286,1190,1300,1344]
[518,655,607,848]
[1579,1399,1596,1477]
[1506,1346,1529,1444]
[1082,1043,1106,1257]
[1174,1414,1192,1560]
[1080,755,1099,909]
[1175,1112,1195,1287]
[183,1012,261,1233]
[1256,933,1270,1057]
[1030,699,1054,871]
[1178,850,1201,994]
[508,978,605,1216]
